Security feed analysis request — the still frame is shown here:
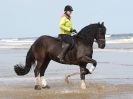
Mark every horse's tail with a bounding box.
[14,46,35,76]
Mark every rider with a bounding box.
[57,5,77,62]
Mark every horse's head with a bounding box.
[95,22,106,49]
[76,22,106,48]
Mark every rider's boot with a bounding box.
[57,43,70,62]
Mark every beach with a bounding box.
[0,0,133,98]
[0,80,133,99]
[0,44,133,99]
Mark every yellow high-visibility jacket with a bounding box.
[59,15,73,36]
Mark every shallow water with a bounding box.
[0,48,133,81]
[0,48,133,98]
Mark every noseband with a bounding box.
[95,28,105,44]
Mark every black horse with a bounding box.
[14,22,106,90]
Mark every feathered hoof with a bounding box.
[34,85,42,90]
[42,85,50,89]
[65,75,70,84]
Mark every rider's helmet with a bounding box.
[64,5,73,11]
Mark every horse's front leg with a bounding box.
[79,56,97,89]
[81,56,97,74]
[80,66,87,89]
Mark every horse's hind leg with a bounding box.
[34,61,43,90]
[40,58,50,89]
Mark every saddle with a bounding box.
[57,36,75,50]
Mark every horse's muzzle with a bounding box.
[98,40,106,49]
[99,44,105,49]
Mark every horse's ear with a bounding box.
[98,22,100,25]
[101,22,104,26]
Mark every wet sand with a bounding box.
[0,48,133,99]
[0,79,133,99]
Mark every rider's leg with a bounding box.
[58,42,70,62]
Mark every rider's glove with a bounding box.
[73,29,77,33]
[70,29,77,33]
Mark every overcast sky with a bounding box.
[0,0,133,38]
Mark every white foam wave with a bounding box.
[0,38,34,49]
[106,34,111,38]
[94,49,133,52]
[107,37,133,44]
[0,38,34,43]
[0,37,133,49]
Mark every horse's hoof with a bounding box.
[42,85,50,89]
[65,75,70,84]
[81,80,87,89]
[81,85,87,89]
[34,85,42,90]
[81,86,87,89]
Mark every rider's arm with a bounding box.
[60,17,71,32]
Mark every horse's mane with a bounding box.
[73,23,98,44]
[76,23,98,37]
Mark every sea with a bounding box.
[0,34,133,98]
[0,33,133,49]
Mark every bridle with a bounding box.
[96,28,105,43]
